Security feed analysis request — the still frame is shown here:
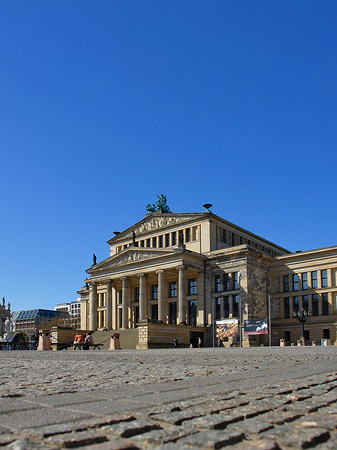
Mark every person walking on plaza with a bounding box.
[173,337,178,348]
[198,337,202,348]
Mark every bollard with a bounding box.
[109,333,121,351]
[280,339,286,347]
[37,330,52,351]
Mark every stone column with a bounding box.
[112,284,117,329]
[139,273,148,321]
[106,280,112,330]
[89,282,97,331]
[178,266,186,324]
[121,277,129,329]
[197,272,205,326]
[157,270,165,322]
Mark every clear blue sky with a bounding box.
[1,1,336,312]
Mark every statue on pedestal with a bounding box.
[4,317,13,342]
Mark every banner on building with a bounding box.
[244,319,268,335]
[216,319,238,338]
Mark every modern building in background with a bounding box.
[54,300,81,329]
[11,309,63,338]
[77,199,337,347]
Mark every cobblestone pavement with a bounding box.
[1,347,337,449]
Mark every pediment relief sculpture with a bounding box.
[124,215,198,238]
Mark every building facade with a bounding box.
[77,205,337,347]
[11,309,63,338]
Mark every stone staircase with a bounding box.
[92,329,139,350]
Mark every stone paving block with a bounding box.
[229,438,281,450]
[178,429,245,448]
[150,410,204,426]
[183,413,244,431]
[258,409,303,425]
[0,434,16,446]
[295,414,337,431]
[227,418,274,436]
[103,419,162,438]
[46,430,108,448]
[130,425,198,445]
[261,424,330,448]
[0,407,89,432]
[0,399,40,414]
[76,438,140,449]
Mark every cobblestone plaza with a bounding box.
[1,347,337,449]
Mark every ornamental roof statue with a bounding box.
[146,194,171,213]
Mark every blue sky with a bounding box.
[1,1,337,312]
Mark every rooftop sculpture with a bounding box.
[146,194,171,213]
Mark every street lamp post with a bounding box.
[293,308,312,344]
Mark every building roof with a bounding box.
[12,309,63,320]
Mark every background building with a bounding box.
[54,300,81,329]
[11,309,63,338]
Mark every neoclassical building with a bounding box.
[78,204,337,347]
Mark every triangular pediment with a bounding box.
[87,247,175,274]
[108,212,205,244]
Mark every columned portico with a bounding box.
[138,273,148,321]
[89,282,97,331]
[178,265,186,324]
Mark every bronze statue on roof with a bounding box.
[146,194,171,213]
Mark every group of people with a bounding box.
[73,332,94,349]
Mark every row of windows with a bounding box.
[215,295,240,319]
[116,226,199,253]
[119,278,198,303]
[214,272,239,292]
[284,329,330,342]
[283,293,330,318]
[283,270,328,292]
[218,227,280,257]
[128,299,198,326]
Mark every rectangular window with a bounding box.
[140,240,144,248]
[233,272,239,290]
[323,329,330,339]
[322,269,328,288]
[192,226,197,241]
[151,284,158,300]
[303,295,309,312]
[312,294,319,316]
[188,278,197,295]
[169,281,177,298]
[185,228,191,242]
[118,290,122,305]
[215,297,221,320]
[224,296,229,318]
[284,297,290,318]
[171,232,177,246]
[169,302,177,324]
[135,287,139,302]
[223,229,227,244]
[152,237,157,248]
[215,275,221,292]
[312,271,318,289]
[233,295,239,317]
[322,293,329,315]
[304,330,310,342]
[151,304,158,321]
[285,330,291,342]
[293,296,299,314]
[165,234,170,247]
[232,234,236,246]
[159,235,163,248]
[189,300,197,326]
[302,273,308,290]
[293,274,299,291]
[224,273,230,291]
[283,275,289,292]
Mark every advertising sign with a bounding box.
[216,319,238,338]
[244,319,268,335]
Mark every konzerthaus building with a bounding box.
[77,199,337,348]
